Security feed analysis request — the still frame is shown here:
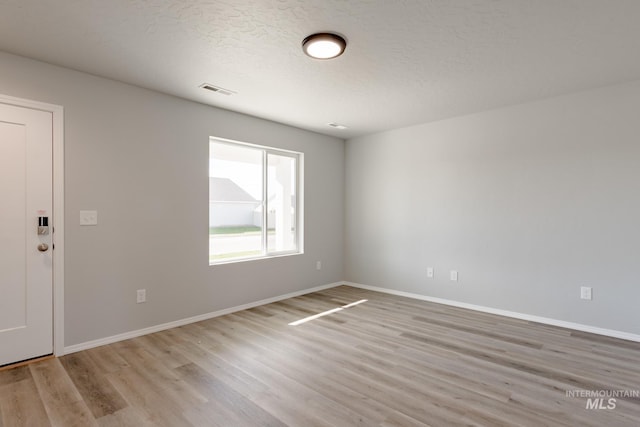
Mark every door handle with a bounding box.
[37,243,49,252]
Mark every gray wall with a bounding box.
[346,80,640,335]
[0,51,344,346]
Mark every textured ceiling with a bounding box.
[2,0,640,138]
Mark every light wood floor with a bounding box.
[1,285,639,426]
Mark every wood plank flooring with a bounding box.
[1,285,639,426]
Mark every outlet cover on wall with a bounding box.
[137,289,146,303]
[580,286,593,300]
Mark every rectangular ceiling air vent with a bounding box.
[200,83,236,96]
[327,122,347,130]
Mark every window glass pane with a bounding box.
[267,153,297,253]
[209,142,263,262]
[209,137,302,265]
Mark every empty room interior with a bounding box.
[1,1,640,426]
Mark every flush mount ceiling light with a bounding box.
[302,33,347,59]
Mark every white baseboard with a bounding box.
[64,282,343,354]
[344,281,640,343]
[65,280,640,354]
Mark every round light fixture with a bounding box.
[302,33,347,59]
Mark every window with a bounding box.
[209,137,303,264]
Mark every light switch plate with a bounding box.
[80,210,98,226]
[427,267,434,278]
[450,270,458,281]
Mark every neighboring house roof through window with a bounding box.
[209,177,257,202]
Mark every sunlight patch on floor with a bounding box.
[288,299,368,326]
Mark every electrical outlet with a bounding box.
[427,267,434,278]
[137,289,146,303]
[450,270,458,281]
[580,286,592,300]
[316,261,322,270]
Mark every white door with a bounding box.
[0,102,53,366]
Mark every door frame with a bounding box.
[0,94,64,357]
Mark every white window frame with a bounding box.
[209,137,304,265]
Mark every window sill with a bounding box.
[209,250,304,266]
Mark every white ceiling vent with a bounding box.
[327,122,347,130]
[200,83,236,96]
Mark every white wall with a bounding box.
[0,51,344,346]
[346,79,640,335]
